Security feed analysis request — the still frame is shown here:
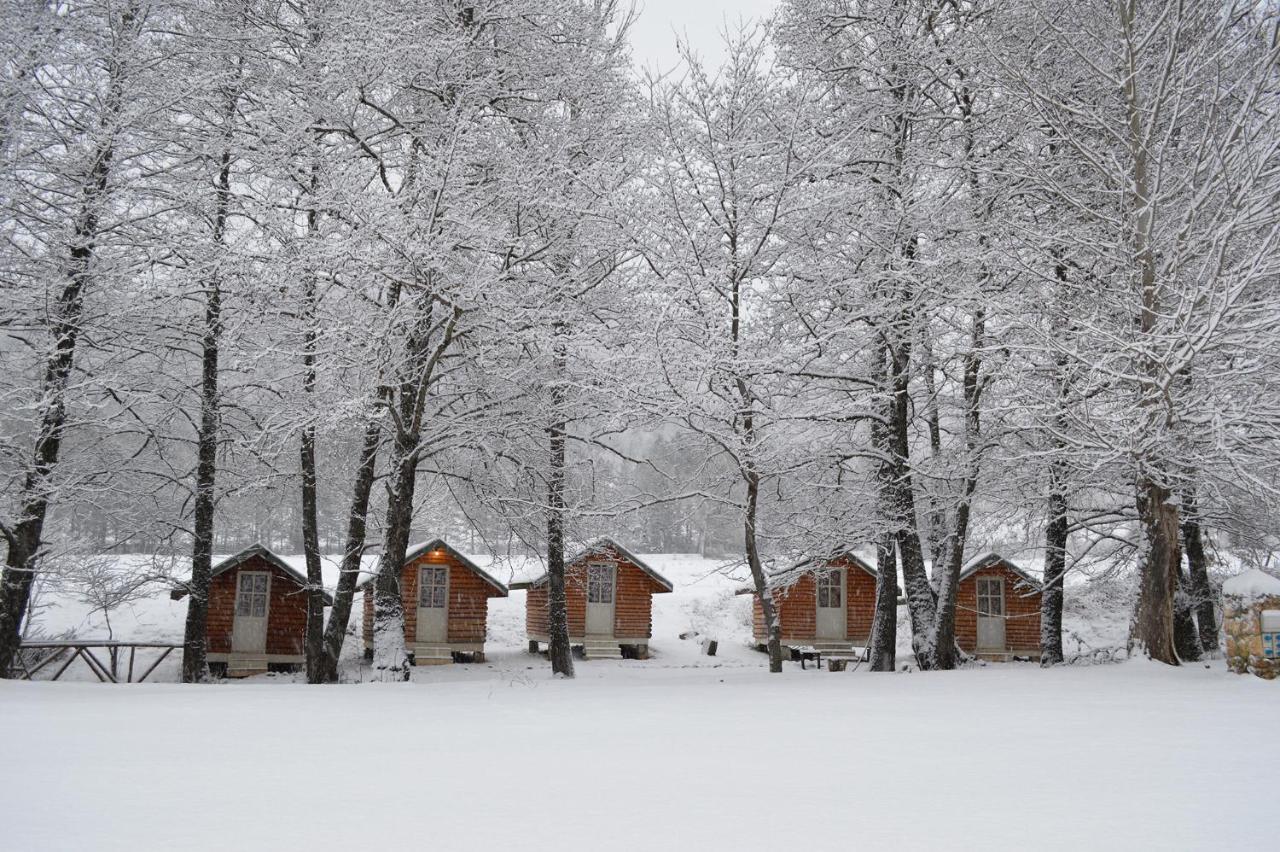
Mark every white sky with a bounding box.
[626,0,780,76]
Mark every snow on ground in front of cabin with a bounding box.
[2,660,1274,851]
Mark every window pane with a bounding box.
[252,595,266,618]
[254,574,268,593]
[236,595,250,617]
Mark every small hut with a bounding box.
[955,553,1042,659]
[1223,568,1280,680]
[518,538,673,660]
[741,551,878,654]
[360,538,508,665]
[188,544,331,677]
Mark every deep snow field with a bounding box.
[2,551,1274,850]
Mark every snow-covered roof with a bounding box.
[175,543,334,605]
[958,552,1042,590]
[733,549,878,595]
[524,538,674,592]
[359,538,508,596]
[1222,568,1280,599]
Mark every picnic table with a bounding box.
[794,645,869,672]
[16,640,182,683]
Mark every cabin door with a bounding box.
[416,565,449,643]
[231,571,270,653]
[976,576,1006,652]
[815,569,846,639]
[586,562,615,636]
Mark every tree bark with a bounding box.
[181,77,240,684]
[869,532,898,671]
[1181,490,1217,652]
[0,2,135,679]
[1172,563,1202,662]
[545,332,574,677]
[744,464,784,673]
[300,168,325,683]
[930,308,984,670]
[1040,469,1069,665]
[1130,478,1181,664]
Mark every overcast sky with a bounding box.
[627,0,779,75]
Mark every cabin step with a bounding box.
[582,640,623,660]
[412,644,453,666]
[226,656,269,677]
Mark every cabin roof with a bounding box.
[735,548,877,595]
[519,538,674,592]
[1222,568,1280,599]
[359,538,509,596]
[173,543,334,605]
[958,552,1042,590]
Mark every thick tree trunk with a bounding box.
[316,420,382,683]
[300,173,325,684]
[372,425,417,676]
[1172,564,1202,662]
[545,336,574,678]
[885,335,936,668]
[0,5,134,678]
[1181,490,1217,652]
[182,85,238,683]
[1130,478,1181,664]
[1040,471,1069,666]
[931,309,984,670]
[869,533,898,672]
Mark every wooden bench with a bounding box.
[794,645,869,671]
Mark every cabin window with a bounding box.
[587,563,614,604]
[419,566,447,608]
[977,577,1004,617]
[817,570,842,608]
[235,572,268,618]
[1263,610,1280,658]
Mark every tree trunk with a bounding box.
[300,169,325,684]
[545,334,574,677]
[1130,477,1181,664]
[1181,490,1217,652]
[0,4,134,678]
[931,308,984,670]
[744,466,784,673]
[372,423,417,676]
[1172,564,1202,662]
[316,419,382,683]
[181,81,239,684]
[1040,470,1069,666]
[869,532,898,672]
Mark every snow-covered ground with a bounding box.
[5,550,1274,849]
[3,660,1274,851]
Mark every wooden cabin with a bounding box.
[520,538,673,660]
[360,538,508,665]
[955,553,1042,659]
[197,544,330,677]
[744,551,878,654]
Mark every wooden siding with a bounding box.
[751,555,877,643]
[206,553,308,657]
[955,562,1041,655]
[525,544,668,640]
[360,546,503,647]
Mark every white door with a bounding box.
[416,565,449,642]
[231,571,270,653]
[815,569,846,639]
[586,562,615,636]
[976,576,1006,651]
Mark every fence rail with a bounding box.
[17,640,182,683]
